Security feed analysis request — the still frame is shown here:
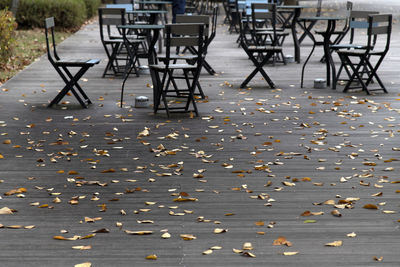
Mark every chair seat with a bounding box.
[158,54,198,61]
[337,49,384,56]
[315,30,347,35]
[255,30,289,36]
[247,45,282,52]
[255,27,285,32]
[150,63,197,70]
[331,44,367,50]
[56,59,100,66]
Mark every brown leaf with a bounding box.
[4,187,27,196]
[91,228,110,233]
[101,168,116,173]
[363,204,378,210]
[273,236,293,247]
[331,210,342,217]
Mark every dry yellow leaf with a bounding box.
[214,228,228,234]
[203,249,213,255]
[242,251,256,257]
[180,234,196,240]
[145,254,157,260]
[74,263,91,267]
[347,232,356,238]
[125,230,153,235]
[72,245,92,250]
[325,240,343,247]
[161,232,171,239]
[283,251,299,256]
[0,207,14,214]
[242,242,253,250]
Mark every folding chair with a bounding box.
[330,10,379,83]
[336,14,392,94]
[251,3,289,64]
[98,8,127,77]
[150,23,205,117]
[44,17,99,108]
[316,1,353,63]
[298,0,322,44]
[238,13,278,88]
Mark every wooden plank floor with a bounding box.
[1,11,400,267]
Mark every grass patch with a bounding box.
[0,28,71,85]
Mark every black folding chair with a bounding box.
[44,17,99,108]
[330,10,379,83]
[336,14,392,94]
[98,8,127,77]
[238,13,277,88]
[150,23,205,117]
[251,3,288,65]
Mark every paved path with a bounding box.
[1,9,400,267]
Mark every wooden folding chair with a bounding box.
[44,17,99,108]
[98,8,127,77]
[238,13,277,88]
[336,14,392,94]
[150,23,205,117]
[316,1,353,63]
[251,3,289,64]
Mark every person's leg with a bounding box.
[172,0,186,23]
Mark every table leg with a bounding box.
[323,20,337,89]
[292,8,301,63]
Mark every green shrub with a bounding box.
[0,0,12,10]
[16,0,86,30]
[0,9,17,69]
[83,0,101,19]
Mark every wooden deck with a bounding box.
[1,11,400,267]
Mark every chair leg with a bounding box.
[49,66,91,108]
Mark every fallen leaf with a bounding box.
[203,249,213,255]
[363,204,378,210]
[325,240,343,247]
[180,234,196,240]
[145,254,157,260]
[74,263,91,267]
[283,251,299,256]
[72,245,92,250]
[273,236,293,247]
[347,232,356,238]
[0,207,14,214]
[124,230,153,235]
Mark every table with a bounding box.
[105,4,133,11]
[117,24,164,108]
[277,5,305,63]
[300,16,345,89]
[137,1,171,23]
[126,9,168,24]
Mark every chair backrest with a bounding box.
[176,15,210,37]
[98,8,126,41]
[367,14,392,53]
[113,0,133,4]
[44,17,58,64]
[348,10,379,44]
[164,23,205,66]
[251,3,278,45]
[282,0,298,5]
